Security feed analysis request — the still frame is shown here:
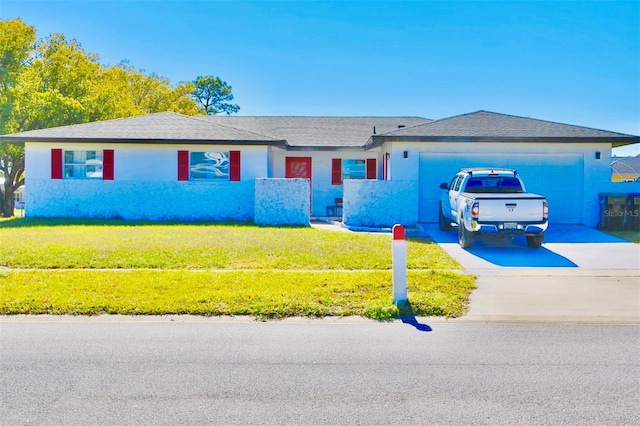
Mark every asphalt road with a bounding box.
[1,317,638,425]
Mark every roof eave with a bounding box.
[1,136,288,147]
[370,135,640,146]
[286,145,368,152]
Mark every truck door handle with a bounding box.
[505,203,517,207]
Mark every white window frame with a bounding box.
[342,159,366,180]
[64,150,103,179]
[190,151,230,180]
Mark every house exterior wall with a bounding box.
[22,139,639,227]
[26,142,270,181]
[24,142,269,221]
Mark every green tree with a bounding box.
[0,18,222,216]
[192,76,240,115]
[0,18,35,217]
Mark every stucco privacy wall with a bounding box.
[254,178,310,226]
[25,179,255,221]
[343,180,418,227]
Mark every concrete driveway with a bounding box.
[422,224,640,323]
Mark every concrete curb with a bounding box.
[2,314,637,325]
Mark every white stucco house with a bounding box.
[2,110,638,227]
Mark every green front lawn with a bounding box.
[0,218,474,319]
[0,218,458,270]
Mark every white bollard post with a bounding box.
[392,224,408,304]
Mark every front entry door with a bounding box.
[286,157,312,209]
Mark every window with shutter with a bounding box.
[335,158,376,182]
[58,150,104,179]
[180,151,238,181]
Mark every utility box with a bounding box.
[626,193,640,231]
[599,193,627,231]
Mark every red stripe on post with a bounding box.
[51,149,63,179]
[103,149,114,180]
[393,224,405,240]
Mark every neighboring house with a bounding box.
[611,157,640,182]
[14,185,25,204]
[2,110,638,227]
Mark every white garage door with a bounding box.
[418,153,584,224]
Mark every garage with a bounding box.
[418,152,584,224]
[367,110,640,228]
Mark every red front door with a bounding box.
[286,157,312,209]
[285,157,312,180]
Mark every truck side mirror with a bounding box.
[439,183,448,190]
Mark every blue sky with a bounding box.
[2,0,639,155]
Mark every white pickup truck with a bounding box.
[439,168,548,248]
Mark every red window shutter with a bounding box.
[103,150,114,180]
[366,158,377,180]
[51,149,62,179]
[178,150,189,181]
[331,158,342,185]
[229,151,241,181]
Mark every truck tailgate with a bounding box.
[471,194,546,222]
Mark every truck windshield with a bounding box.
[464,176,523,193]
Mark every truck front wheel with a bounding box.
[458,219,475,249]
[526,234,544,249]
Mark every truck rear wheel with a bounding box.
[458,219,475,248]
[526,235,544,249]
[439,203,452,231]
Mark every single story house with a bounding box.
[2,110,639,227]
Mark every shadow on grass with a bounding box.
[0,217,309,229]
[406,236,439,246]
[398,302,433,332]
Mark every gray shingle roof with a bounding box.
[3,110,637,150]
[380,110,639,139]
[204,116,432,147]
[1,112,284,143]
